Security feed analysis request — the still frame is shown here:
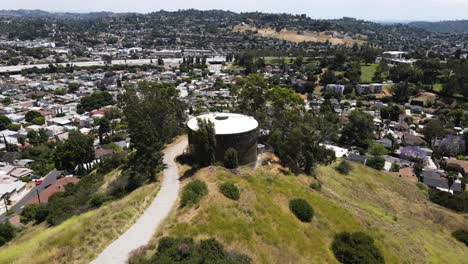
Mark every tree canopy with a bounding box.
[54,131,94,172]
[119,81,185,188]
[340,110,375,148]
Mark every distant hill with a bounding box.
[0,9,51,17]
[0,9,130,19]
[409,20,468,33]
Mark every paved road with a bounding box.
[0,57,226,73]
[0,169,62,222]
[92,138,188,264]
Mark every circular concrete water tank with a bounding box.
[187,113,259,165]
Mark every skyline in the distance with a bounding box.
[1,0,468,22]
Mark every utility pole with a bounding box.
[2,195,9,214]
[36,189,41,204]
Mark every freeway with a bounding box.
[0,57,226,73]
[0,169,62,223]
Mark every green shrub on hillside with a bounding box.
[428,189,468,213]
[181,180,208,207]
[0,222,15,246]
[332,232,384,264]
[310,181,322,191]
[34,204,50,223]
[20,204,38,224]
[289,198,314,222]
[336,160,353,175]
[452,229,468,246]
[224,148,239,169]
[89,193,111,208]
[366,156,385,171]
[136,237,251,264]
[219,182,240,200]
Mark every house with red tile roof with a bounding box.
[26,177,79,205]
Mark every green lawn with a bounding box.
[360,63,378,83]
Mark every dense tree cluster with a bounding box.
[189,118,216,167]
[54,131,94,172]
[120,82,185,190]
[77,91,115,113]
[235,74,336,175]
[340,110,375,149]
[24,110,43,123]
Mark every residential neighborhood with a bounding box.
[0,6,465,264]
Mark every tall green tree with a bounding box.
[340,110,375,148]
[54,131,94,172]
[97,117,110,144]
[235,74,268,126]
[190,118,216,167]
[269,111,336,174]
[422,119,446,144]
[25,110,43,123]
[0,115,11,130]
[27,129,49,146]
[120,81,185,186]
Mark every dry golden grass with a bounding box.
[232,24,367,47]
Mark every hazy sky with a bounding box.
[1,0,468,21]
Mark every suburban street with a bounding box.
[0,169,62,222]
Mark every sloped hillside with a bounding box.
[141,163,467,264]
[232,24,367,46]
[0,172,160,264]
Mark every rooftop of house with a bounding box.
[402,133,426,146]
[422,171,462,193]
[26,177,79,205]
[0,181,26,196]
[446,159,468,173]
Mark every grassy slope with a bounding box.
[317,164,467,264]
[145,163,467,264]
[0,180,160,264]
[360,63,378,83]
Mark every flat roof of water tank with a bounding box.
[187,113,259,135]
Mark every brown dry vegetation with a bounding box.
[232,24,367,47]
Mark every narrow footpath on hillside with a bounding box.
[91,138,188,264]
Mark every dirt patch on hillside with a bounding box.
[233,24,367,46]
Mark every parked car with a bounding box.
[35,180,43,186]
